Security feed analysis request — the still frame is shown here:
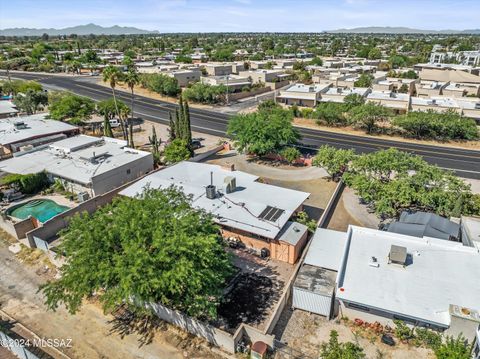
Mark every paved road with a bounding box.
[2,71,480,179]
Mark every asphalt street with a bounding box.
[2,71,479,179]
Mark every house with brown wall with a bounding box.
[120,161,311,264]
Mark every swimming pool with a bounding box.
[6,199,70,223]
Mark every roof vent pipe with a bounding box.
[206,171,216,199]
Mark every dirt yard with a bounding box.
[0,234,225,359]
[273,305,434,359]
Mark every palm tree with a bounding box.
[102,65,126,139]
[124,69,139,148]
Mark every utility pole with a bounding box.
[226,75,229,105]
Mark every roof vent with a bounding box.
[206,171,216,199]
[13,121,26,130]
[388,245,408,266]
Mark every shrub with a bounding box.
[280,146,301,163]
[139,73,180,97]
[182,83,227,104]
[1,172,49,194]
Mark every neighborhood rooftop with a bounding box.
[336,226,480,328]
[119,161,310,239]
[0,114,78,146]
[0,135,152,186]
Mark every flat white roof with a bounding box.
[0,135,152,185]
[0,114,78,146]
[119,161,310,239]
[284,83,330,94]
[411,96,459,108]
[367,91,410,102]
[337,226,480,327]
[304,228,347,271]
[0,101,18,115]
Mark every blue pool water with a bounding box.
[6,199,69,223]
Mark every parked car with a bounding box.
[191,139,202,150]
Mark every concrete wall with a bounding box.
[91,153,154,195]
[228,87,270,101]
[0,214,36,240]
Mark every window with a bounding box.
[126,169,131,175]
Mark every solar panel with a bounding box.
[259,206,285,222]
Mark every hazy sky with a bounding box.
[1,0,478,32]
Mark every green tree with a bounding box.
[40,187,234,320]
[163,139,192,164]
[309,57,323,66]
[13,89,48,115]
[320,330,365,359]
[354,73,374,88]
[97,98,130,121]
[348,103,391,134]
[227,108,300,156]
[148,125,161,165]
[313,145,355,180]
[367,47,382,60]
[48,92,95,124]
[124,68,140,147]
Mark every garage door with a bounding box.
[293,287,333,318]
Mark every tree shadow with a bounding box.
[108,305,167,347]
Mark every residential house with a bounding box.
[0,114,79,159]
[276,83,331,108]
[0,101,18,119]
[201,75,251,92]
[120,161,311,264]
[204,63,233,76]
[0,135,153,197]
[334,225,480,341]
[167,70,201,87]
[410,96,461,114]
[320,87,371,103]
[239,70,291,89]
[416,81,449,97]
[366,91,410,113]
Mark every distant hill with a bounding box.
[0,23,159,36]
[328,27,480,34]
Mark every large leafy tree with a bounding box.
[13,89,48,115]
[40,187,233,320]
[314,146,479,218]
[163,139,191,164]
[48,91,95,124]
[348,103,392,134]
[227,107,300,156]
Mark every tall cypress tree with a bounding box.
[168,111,176,141]
[183,101,193,155]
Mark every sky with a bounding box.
[1,0,479,32]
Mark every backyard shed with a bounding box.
[292,228,347,317]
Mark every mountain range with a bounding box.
[0,23,158,36]
[327,26,480,34]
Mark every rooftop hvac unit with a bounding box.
[388,245,408,266]
[13,121,26,130]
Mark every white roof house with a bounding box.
[367,91,411,111]
[0,114,78,151]
[0,101,18,118]
[320,87,371,103]
[0,135,153,196]
[336,226,480,328]
[120,161,310,240]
